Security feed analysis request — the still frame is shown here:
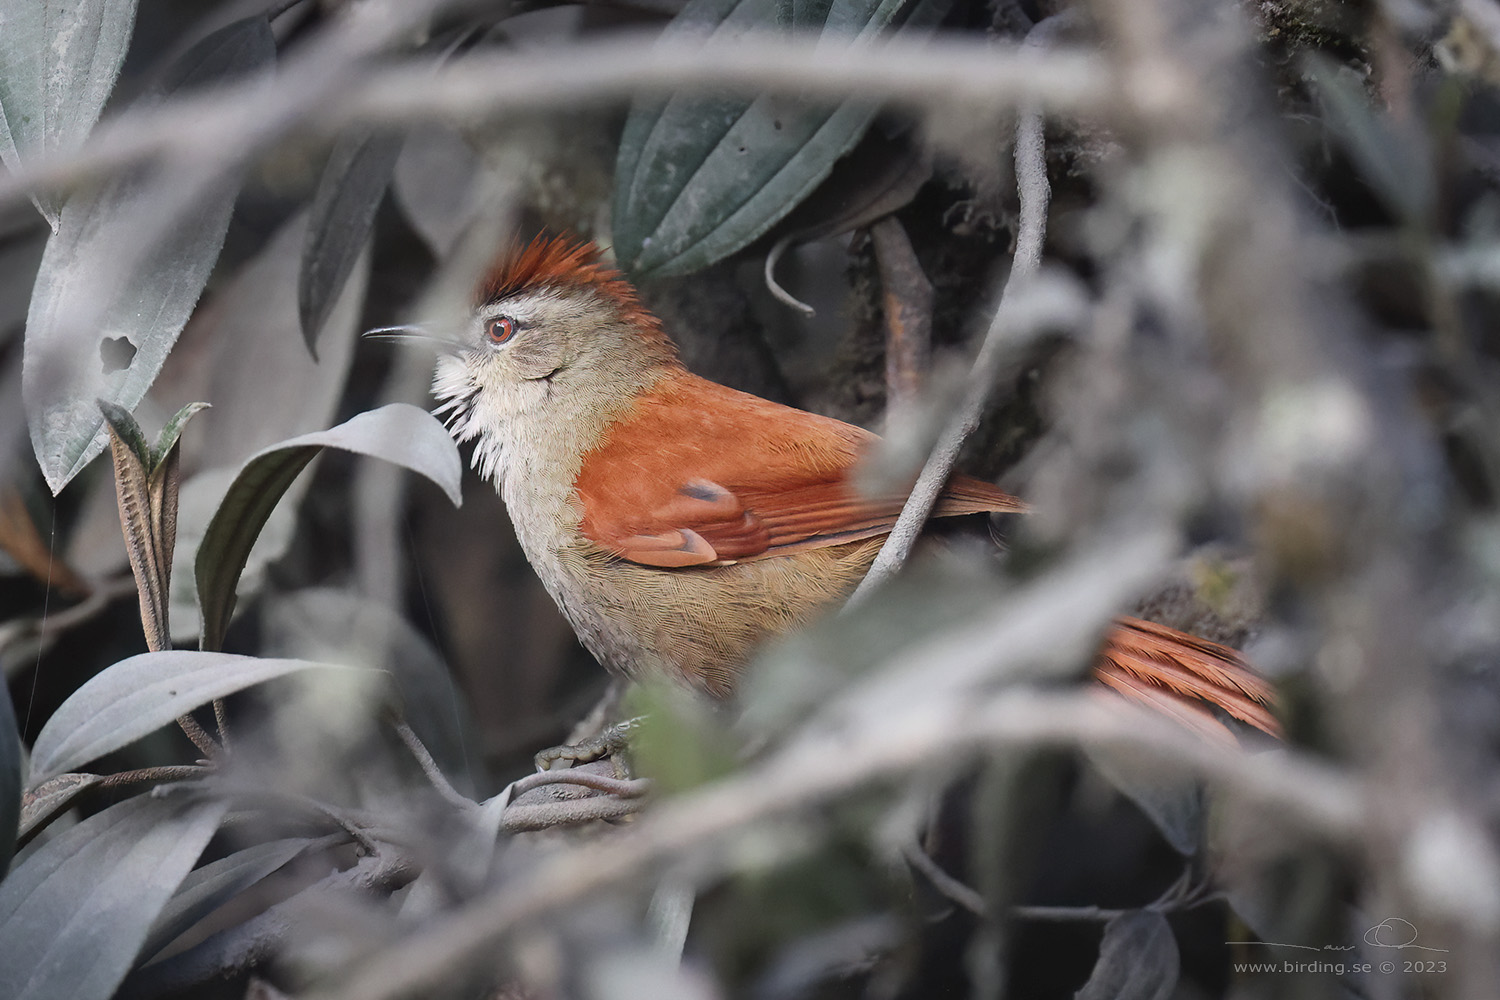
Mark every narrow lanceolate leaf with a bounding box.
[22,17,275,495]
[0,0,142,227]
[1074,910,1180,1000]
[612,0,947,277]
[18,772,101,845]
[100,400,204,649]
[28,653,359,782]
[140,836,334,963]
[300,129,404,354]
[104,410,170,650]
[0,665,19,873]
[0,792,225,1000]
[195,404,462,651]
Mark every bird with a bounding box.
[430,233,1280,744]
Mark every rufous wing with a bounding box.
[574,369,1025,567]
[1093,617,1280,742]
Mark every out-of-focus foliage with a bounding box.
[0,0,1499,998]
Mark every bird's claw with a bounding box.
[533,719,638,774]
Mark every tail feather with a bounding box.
[1092,616,1281,740]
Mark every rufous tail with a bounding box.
[1092,616,1280,743]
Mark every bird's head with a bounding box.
[431,234,679,482]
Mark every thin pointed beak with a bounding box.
[361,324,466,351]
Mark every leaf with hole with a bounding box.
[28,652,363,783]
[300,129,404,354]
[194,404,462,651]
[0,0,142,227]
[1075,910,1179,1000]
[0,791,226,1000]
[22,16,275,494]
[612,0,947,277]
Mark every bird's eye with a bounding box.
[486,316,516,344]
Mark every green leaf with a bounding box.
[194,404,462,651]
[22,16,275,494]
[139,835,330,963]
[612,0,947,277]
[98,399,150,467]
[0,792,226,1000]
[0,0,142,227]
[151,401,210,470]
[300,129,404,354]
[28,652,359,782]
[1074,910,1179,1000]
[0,665,18,873]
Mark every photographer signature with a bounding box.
[1226,917,1449,954]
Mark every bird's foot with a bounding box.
[534,717,641,774]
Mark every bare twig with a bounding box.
[763,236,817,316]
[1011,905,1127,922]
[176,714,221,760]
[903,840,987,916]
[96,764,210,790]
[392,717,473,812]
[498,794,650,833]
[847,14,1069,605]
[213,698,231,753]
[507,769,653,799]
[0,575,139,681]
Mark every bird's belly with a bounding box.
[539,538,885,698]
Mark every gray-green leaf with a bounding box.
[0,792,226,1000]
[194,404,462,651]
[17,772,101,845]
[139,835,333,963]
[21,16,275,495]
[28,652,358,782]
[1074,910,1179,1000]
[300,129,404,354]
[612,0,946,277]
[0,0,141,227]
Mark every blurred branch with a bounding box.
[0,575,139,681]
[305,686,1363,1000]
[0,36,1106,212]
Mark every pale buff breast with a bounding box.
[546,536,886,697]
